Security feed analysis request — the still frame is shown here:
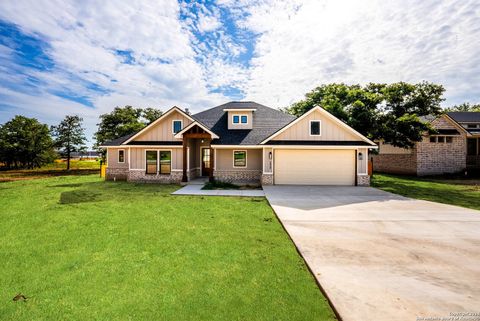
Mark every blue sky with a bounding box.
[0,0,479,147]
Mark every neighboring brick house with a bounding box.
[101,101,377,186]
[372,112,480,176]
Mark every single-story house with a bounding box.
[101,101,376,186]
[372,112,480,176]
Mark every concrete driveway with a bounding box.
[263,186,480,321]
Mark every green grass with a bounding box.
[0,160,100,182]
[0,175,335,321]
[372,174,480,210]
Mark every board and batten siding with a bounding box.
[107,148,129,169]
[272,109,357,141]
[263,147,273,173]
[129,147,183,170]
[357,147,368,174]
[215,148,262,170]
[133,110,193,142]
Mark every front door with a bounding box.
[201,147,211,176]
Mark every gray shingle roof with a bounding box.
[100,132,137,146]
[447,112,480,123]
[193,101,296,145]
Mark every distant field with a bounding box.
[0,159,100,182]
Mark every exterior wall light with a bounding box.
[358,152,363,160]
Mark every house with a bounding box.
[101,101,376,186]
[372,112,480,176]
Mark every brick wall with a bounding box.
[214,170,262,183]
[416,135,466,175]
[371,151,417,175]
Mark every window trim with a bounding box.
[232,114,240,124]
[233,150,247,168]
[172,120,183,134]
[118,149,125,163]
[310,120,322,136]
[145,150,158,175]
[240,115,248,124]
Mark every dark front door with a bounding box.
[201,148,211,176]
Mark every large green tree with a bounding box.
[286,82,445,148]
[0,115,56,169]
[94,106,163,148]
[51,115,87,170]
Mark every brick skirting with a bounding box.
[261,173,273,185]
[127,170,183,183]
[357,175,370,186]
[214,170,262,183]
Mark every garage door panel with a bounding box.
[274,149,355,185]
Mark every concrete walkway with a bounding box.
[263,186,480,321]
[172,184,265,197]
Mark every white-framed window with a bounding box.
[233,150,247,168]
[172,120,183,134]
[232,115,240,124]
[240,115,248,124]
[310,120,321,136]
[118,149,125,163]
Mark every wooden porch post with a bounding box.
[209,144,215,182]
[182,136,188,182]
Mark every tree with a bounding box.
[285,82,445,148]
[444,103,480,112]
[94,106,162,149]
[0,116,55,169]
[51,115,87,170]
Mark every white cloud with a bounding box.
[220,0,480,108]
[197,12,222,33]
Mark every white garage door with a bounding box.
[274,149,355,185]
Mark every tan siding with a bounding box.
[227,111,253,130]
[215,148,262,170]
[130,147,182,170]
[107,148,128,169]
[133,110,193,142]
[357,148,368,174]
[263,147,273,173]
[273,109,357,141]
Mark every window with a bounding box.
[118,150,125,163]
[172,120,182,134]
[146,151,157,174]
[160,151,171,174]
[310,120,321,136]
[241,115,248,124]
[467,124,478,129]
[233,151,247,167]
[467,138,478,156]
[446,137,453,143]
[233,115,240,124]
[429,136,436,143]
[437,136,445,143]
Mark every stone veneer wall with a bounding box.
[371,151,417,175]
[106,168,128,181]
[127,170,183,183]
[416,135,466,176]
[357,175,370,186]
[214,170,262,183]
[261,174,273,185]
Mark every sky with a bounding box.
[0,0,479,147]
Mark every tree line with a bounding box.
[1,82,478,170]
[0,106,162,170]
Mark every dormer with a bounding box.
[223,108,256,130]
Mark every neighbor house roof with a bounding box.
[447,112,480,123]
[100,132,137,147]
[193,101,296,145]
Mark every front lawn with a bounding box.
[0,175,335,321]
[372,174,480,210]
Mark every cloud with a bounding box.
[197,12,222,33]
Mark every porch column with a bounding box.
[209,145,215,182]
[182,136,188,182]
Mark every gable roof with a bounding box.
[193,101,296,145]
[260,106,376,146]
[173,120,220,139]
[99,132,137,147]
[122,106,195,144]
